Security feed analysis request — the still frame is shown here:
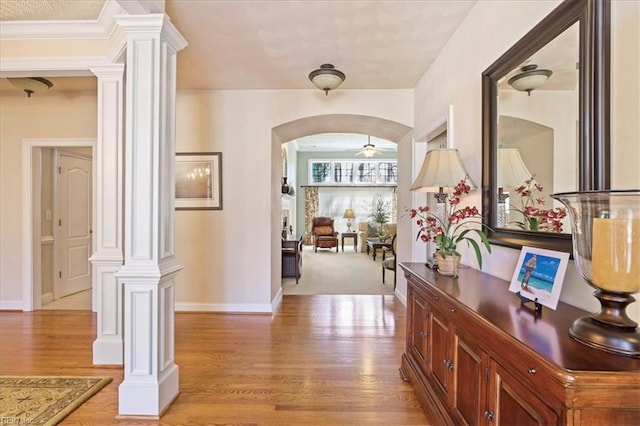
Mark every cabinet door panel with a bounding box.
[491,361,558,426]
[410,292,428,370]
[451,330,486,425]
[429,307,450,400]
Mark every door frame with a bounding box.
[22,138,95,311]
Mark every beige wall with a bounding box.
[412,0,639,321]
[174,89,413,310]
[0,91,97,305]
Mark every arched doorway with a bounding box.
[270,114,413,301]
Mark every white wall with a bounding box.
[412,0,639,322]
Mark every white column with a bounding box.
[114,14,187,417]
[89,64,125,365]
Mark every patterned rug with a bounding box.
[0,376,112,426]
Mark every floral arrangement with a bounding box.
[512,177,567,233]
[409,178,491,268]
[364,194,391,225]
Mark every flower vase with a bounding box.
[281,177,290,194]
[437,254,460,277]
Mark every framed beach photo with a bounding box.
[508,246,570,310]
[175,152,222,210]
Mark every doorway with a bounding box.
[22,138,95,311]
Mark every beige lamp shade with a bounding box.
[497,148,532,189]
[410,148,475,192]
[343,209,356,219]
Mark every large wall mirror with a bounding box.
[482,0,610,253]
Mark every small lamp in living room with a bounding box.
[343,208,356,232]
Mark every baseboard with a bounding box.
[41,292,54,305]
[175,302,273,313]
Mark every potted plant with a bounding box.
[408,178,491,276]
[365,194,391,235]
[511,177,567,232]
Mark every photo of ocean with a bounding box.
[517,252,562,294]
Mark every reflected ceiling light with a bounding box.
[309,64,345,95]
[507,64,552,96]
[7,77,53,97]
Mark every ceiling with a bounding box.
[1,0,477,92]
[1,0,480,151]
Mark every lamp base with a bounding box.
[569,316,640,357]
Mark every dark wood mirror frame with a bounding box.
[482,0,610,254]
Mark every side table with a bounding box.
[341,232,358,252]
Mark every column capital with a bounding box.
[90,64,125,78]
[114,14,188,52]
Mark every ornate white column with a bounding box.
[114,14,187,417]
[89,64,125,365]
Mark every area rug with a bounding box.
[0,376,112,426]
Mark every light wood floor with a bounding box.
[0,295,436,425]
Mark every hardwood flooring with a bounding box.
[0,295,436,425]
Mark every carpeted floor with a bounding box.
[282,244,396,295]
[0,376,112,426]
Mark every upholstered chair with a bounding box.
[312,217,339,252]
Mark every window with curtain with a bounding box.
[317,187,396,231]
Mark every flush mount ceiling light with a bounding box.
[309,64,345,96]
[7,77,53,97]
[507,64,552,96]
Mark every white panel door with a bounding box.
[55,153,92,299]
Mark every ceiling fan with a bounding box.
[349,136,392,158]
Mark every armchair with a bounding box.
[312,217,339,252]
[358,222,397,252]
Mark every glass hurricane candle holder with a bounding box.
[551,190,640,357]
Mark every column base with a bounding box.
[118,363,179,416]
[92,337,123,365]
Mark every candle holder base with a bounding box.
[569,316,640,357]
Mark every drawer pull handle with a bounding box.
[449,308,456,313]
[484,411,495,421]
[527,367,537,374]
[433,296,439,300]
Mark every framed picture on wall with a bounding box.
[508,246,569,310]
[175,152,222,210]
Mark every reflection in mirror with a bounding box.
[482,0,610,254]
[496,22,578,235]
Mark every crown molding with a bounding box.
[0,0,123,40]
[0,56,110,77]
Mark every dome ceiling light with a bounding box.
[507,64,552,96]
[308,64,345,96]
[7,77,53,97]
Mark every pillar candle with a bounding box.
[591,218,640,293]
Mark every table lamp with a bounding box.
[343,209,356,232]
[410,148,474,268]
[497,148,532,227]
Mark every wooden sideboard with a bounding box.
[399,262,640,425]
